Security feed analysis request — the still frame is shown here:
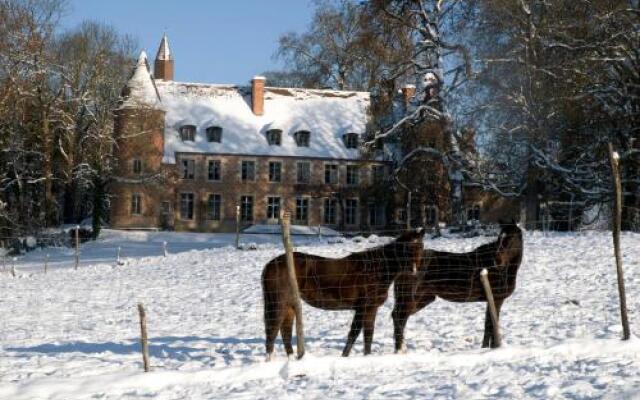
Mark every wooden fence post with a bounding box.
[137,303,150,372]
[10,259,16,278]
[281,211,305,359]
[74,225,80,270]
[44,253,49,274]
[235,205,241,249]
[480,269,502,348]
[608,144,631,340]
[406,191,412,230]
[162,241,168,257]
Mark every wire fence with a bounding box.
[0,215,638,397]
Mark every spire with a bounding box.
[154,34,174,81]
[156,33,172,61]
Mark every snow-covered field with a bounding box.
[1,229,639,399]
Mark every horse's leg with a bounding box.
[280,307,295,357]
[265,302,285,361]
[342,307,364,357]
[392,305,411,353]
[362,307,378,356]
[393,295,435,353]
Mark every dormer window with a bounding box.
[206,126,223,143]
[179,125,196,141]
[266,129,282,146]
[294,130,310,147]
[343,133,359,149]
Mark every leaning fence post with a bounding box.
[281,210,305,359]
[74,225,80,270]
[608,144,631,340]
[162,241,168,257]
[480,269,502,348]
[235,205,241,249]
[137,303,150,372]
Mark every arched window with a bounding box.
[343,132,359,149]
[294,130,310,147]
[266,129,282,146]
[179,125,196,141]
[206,126,223,143]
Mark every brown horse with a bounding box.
[392,222,523,351]
[262,229,426,359]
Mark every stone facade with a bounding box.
[110,35,391,233]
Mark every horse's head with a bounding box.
[495,219,523,268]
[394,228,426,275]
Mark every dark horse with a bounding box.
[262,229,426,359]
[392,222,523,351]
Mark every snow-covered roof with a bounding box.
[119,52,161,109]
[120,52,371,164]
[156,34,172,61]
[157,83,369,163]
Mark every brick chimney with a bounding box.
[154,34,174,81]
[401,84,416,105]
[251,76,265,116]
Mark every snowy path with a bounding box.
[1,230,639,399]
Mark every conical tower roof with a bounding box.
[156,33,172,61]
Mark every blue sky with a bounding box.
[62,1,315,85]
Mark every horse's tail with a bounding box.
[261,254,289,332]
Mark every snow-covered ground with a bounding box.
[1,229,639,399]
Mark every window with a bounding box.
[240,195,254,222]
[132,159,142,175]
[208,160,221,181]
[324,164,338,184]
[207,194,221,221]
[345,199,358,225]
[323,198,338,224]
[131,194,142,215]
[294,130,310,147]
[267,196,281,220]
[266,129,282,146]
[346,165,359,185]
[206,126,223,143]
[161,201,171,216]
[343,133,359,149]
[296,162,311,184]
[467,204,481,222]
[368,202,385,226]
[372,165,385,184]
[295,197,309,224]
[180,193,195,220]
[181,159,195,180]
[179,125,196,141]
[241,160,256,181]
[268,161,282,182]
[426,205,438,225]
